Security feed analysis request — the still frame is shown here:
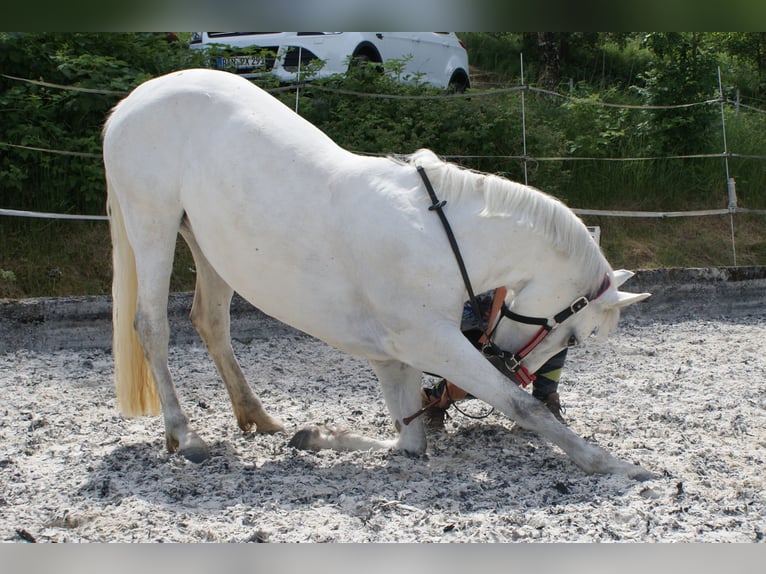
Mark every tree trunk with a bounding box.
[536,32,561,90]
[760,32,766,86]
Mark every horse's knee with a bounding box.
[504,391,557,430]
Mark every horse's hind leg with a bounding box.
[289,359,425,454]
[131,219,210,462]
[180,224,284,435]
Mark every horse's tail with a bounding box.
[107,179,160,417]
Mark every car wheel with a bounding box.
[348,46,383,74]
[448,70,469,94]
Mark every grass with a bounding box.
[586,213,765,269]
[1,212,764,300]
[0,220,195,300]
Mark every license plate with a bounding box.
[216,55,265,71]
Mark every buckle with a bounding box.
[503,353,522,373]
[483,344,523,376]
[570,296,589,314]
[514,365,536,388]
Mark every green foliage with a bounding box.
[460,33,524,79]
[711,32,766,95]
[3,32,764,218]
[637,33,720,155]
[722,107,766,209]
[0,33,208,215]
[288,60,525,174]
[461,33,650,88]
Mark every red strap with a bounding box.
[516,325,549,359]
[482,287,539,388]
[514,365,536,387]
[437,287,553,411]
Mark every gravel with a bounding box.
[1,268,764,542]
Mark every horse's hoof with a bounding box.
[620,460,657,481]
[181,443,210,463]
[629,466,658,482]
[288,428,317,450]
[256,417,285,435]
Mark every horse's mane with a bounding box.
[403,149,612,297]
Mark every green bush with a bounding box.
[0,33,207,215]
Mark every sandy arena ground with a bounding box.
[0,269,764,542]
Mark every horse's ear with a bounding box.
[604,290,651,309]
[613,269,635,288]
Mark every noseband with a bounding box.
[416,165,611,388]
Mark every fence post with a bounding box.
[519,53,529,186]
[295,46,302,113]
[718,66,737,266]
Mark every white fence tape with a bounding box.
[0,208,108,221]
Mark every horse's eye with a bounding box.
[567,335,578,348]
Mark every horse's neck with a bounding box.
[459,212,589,308]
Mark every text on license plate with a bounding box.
[217,55,265,70]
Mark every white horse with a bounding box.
[103,69,652,479]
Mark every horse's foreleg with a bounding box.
[288,359,425,454]
[371,359,427,454]
[413,329,655,480]
[500,388,655,480]
[181,225,284,435]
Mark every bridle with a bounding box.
[479,274,611,388]
[416,165,611,389]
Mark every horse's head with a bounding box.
[487,269,650,378]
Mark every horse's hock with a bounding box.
[1,266,765,354]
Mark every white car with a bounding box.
[190,32,470,91]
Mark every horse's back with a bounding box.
[104,69,340,178]
[102,68,354,273]
[106,68,309,130]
